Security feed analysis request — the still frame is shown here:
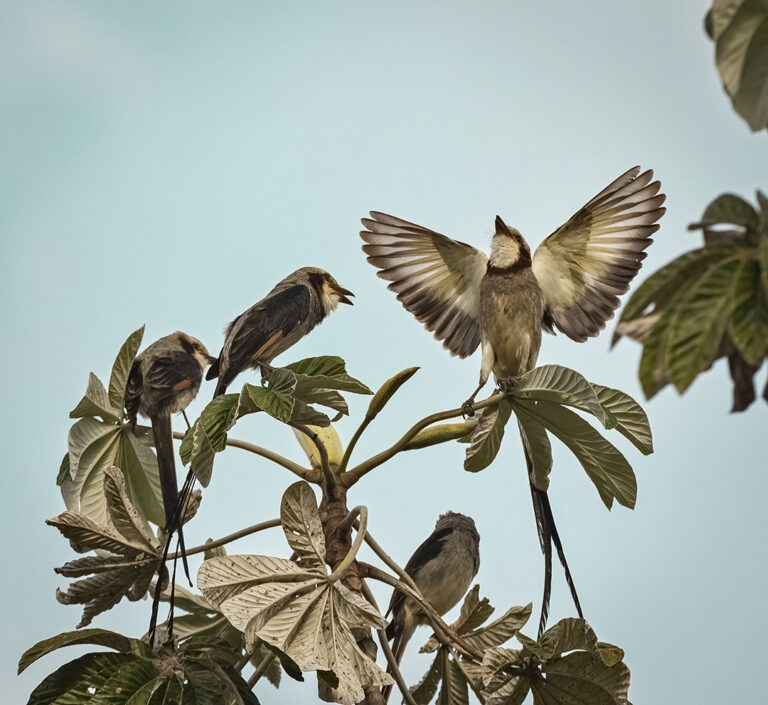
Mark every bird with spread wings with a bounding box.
[361,165,666,631]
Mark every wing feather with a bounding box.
[361,212,487,358]
[532,166,666,342]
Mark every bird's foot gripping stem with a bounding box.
[461,383,484,418]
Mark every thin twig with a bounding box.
[356,523,420,595]
[343,391,505,485]
[338,415,373,474]
[235,651,252,672]
[337,506,363,535]
[108,518,283,569]
[290,423,336,489]
[247,652,277,688]
[172,430,312,480]
[329,506,368,583]
[361,563,483,661]
[360,580,419,705]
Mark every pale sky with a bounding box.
[2,2,766,703]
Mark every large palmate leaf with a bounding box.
[49,467,162,627]
[199,482,391,705]
[477,619,630,705]
[616,191,768,410]
[412,588,532,705]
[513,400,636,510]
[706,0,768,132]
[21,631,259,705]
[512,366,605,424]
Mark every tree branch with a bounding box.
[172,430,312,480]
[360,580,419,705]
[247,652,277,688]
[360,563,483,661]
[329,506,368,583]
[338,415,373,474]
[356,523,420,595]
[342,391,505,486]
[123,518,282,568]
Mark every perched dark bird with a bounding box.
[124,331,213,531]
[362,166,665,634]
[383,512,480,702]
[206,266,354,396]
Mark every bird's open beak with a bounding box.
[333,284,355,305]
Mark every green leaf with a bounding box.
[512,365,605,425]
[534,651,630,705]
[760,228,768,298]
[464,400,513,473]
[481,647,525,693]
[280,482,326,571]
[440,651,470,705]
[700,193,761,231]
[666,256,742,392]
[516,411,553,491]
[27,652,154,705]
[403,421,477,451]
[69,373,121,423]
[614,245,734,344]
[596,642,625,668]
[729,258,768,364]
[65,420,164,528]
[708,0,768,132]
[463,603,532,651]
[590,384,653,456]
[285,356,372,395]
[421,585,495,654]
[411,651,443,704]
[18,628,142,674]
[365,366,420,420]
[519,618,599,662]
[247,368,297,422]
[108,325,145,413]
[180,394,240,487]
[289,398,331,427]
[513,400,636,510]
[637,297,678,399]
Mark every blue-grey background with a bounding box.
[2,1,766,703]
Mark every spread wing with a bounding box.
[386,527,454,618]
[532,166,666,342]
[361,212,487,358]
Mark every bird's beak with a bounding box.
[494,215,510,236]
[206,354,217,365]
[333,285,355,305]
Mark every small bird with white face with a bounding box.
[206,266,354,397]
[383,512,480,702]
[360,166,666,410]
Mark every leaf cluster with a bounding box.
[198,482,392,705]
[408,588,628,705]
[615,192,768,411]
[48,466,162,627]
[180,357,372,485]
[464,365,652,510]
[18,629,259,705]
[706,0,768,132]
[60,326,165,529]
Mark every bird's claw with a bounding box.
[461,399,476,418]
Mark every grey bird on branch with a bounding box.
[124,331,213,538]
[383,512,480,703]
[124,331,213,637]
[361,166,666,633]
[206,267,354,397]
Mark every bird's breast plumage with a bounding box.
[480,266,544,379]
